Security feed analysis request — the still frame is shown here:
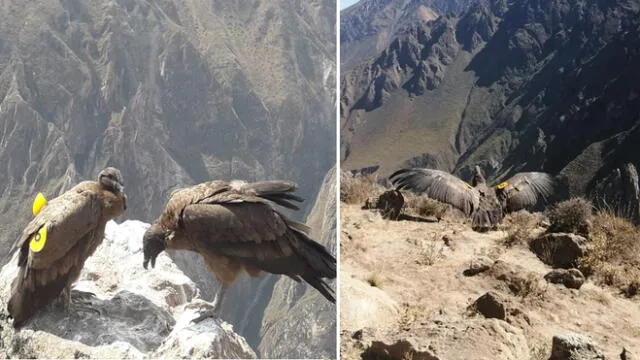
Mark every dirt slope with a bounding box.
[340,204,640,359]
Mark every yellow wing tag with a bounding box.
[497,182,508,190]
[464,182,473,189]
[29,226,47,253]
[32,193,48,216]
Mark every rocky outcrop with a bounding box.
[0,220,256,359]
[591,163,640,225]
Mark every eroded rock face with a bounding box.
[0,220,256,359]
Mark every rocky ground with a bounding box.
[340,200,640,360]
[0,220,256,359]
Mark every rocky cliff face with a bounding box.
[340,0,472,69]
[0,0,336,357]
[341,0,640,221]
[0,220,257,359]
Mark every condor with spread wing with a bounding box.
[142,180,336,321]
[7,167,127,328]
[390,165,556,231]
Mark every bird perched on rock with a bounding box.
[142,179,336,322]
[390,165,556,231]
[7,167,127,328]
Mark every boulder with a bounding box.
[549,333,604,360]
[530,233,589,268]
[544,269,586,290]
[463,256,493,276]
[471,292,507,320]
[363,190,404,220]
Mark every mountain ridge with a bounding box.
[340,0,640,219]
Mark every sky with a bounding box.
[341,0,360,9]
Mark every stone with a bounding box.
[530,233,589,268]
[549,333,605,360]
[363,190,405,220]
[472,292,507,320]
[463,256,493,276]
[544,268,585,289]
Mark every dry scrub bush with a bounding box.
[416,235,445,266]
[402,192,449,220]
[502,211,540,247]
[511,272,548,300]
[578,212,640,296]
[546,197,593,236]
[366,273,383,288]
[340,172,383,204]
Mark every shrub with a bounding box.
[502,211,540,247]
[403,193,449,220]
[546,198,593,236]
[578,212,640,294]
[366,273,383,288]
[340,172,383,204]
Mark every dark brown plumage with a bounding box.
[143,179,336,321]
[390,166,556,231]
[7,167,127,328]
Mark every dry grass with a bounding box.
[402,192,449,220]
[501,211,541,247]
[367,273,384,288]
[397,302,421,331]
[529,343,549,360]
[546,197,593,236]
[578,212,640,296]
[416,237,445,266]
[509,272,548,301]
[340,172,384,205]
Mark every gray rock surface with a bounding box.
[549,333,605,360]
[0,220,256,359]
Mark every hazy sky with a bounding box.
[341,0,359,9]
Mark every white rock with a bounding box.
[0,220,256,359]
